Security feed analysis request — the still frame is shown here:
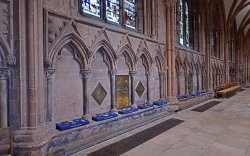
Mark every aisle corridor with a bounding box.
[74,87,250,156]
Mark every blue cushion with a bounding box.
[56,118,90,131]
[138,104,154,109]
[92,112,118,121]
[118,108,138,114]
[153,101,167,106]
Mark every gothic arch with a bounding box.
[118,44,136,71]
[155,50,167,71]
[136,40,153,71]
[90,41,117,71]
[48,33,88,69]
[0,37,11,67]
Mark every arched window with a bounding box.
[80,0,138,29]
[176,0,193,48]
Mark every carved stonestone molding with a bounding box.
[129,70,137,76]
[45,69,56,80]
[109,70,117,78]
[6,54,16,67]
[47,16,67,47]
[80,69,92,79]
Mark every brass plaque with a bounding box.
[115,75,129,109]
[91,82,107,106]
[136,81,145,98]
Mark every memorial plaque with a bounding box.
[136,81,145,98]
[115,75,129,109]
[91,82,107,105]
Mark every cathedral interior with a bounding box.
[0,0,250,155]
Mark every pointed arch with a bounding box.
[155,49,167,71]
[90,40,117,71]
[0,37,10,67]
[49,33,89,69]
[118,44,136,71]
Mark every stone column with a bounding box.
[129,71,137,108]
[165,0,178,105]
[162,72,167,98]
[159,71,166,99]
[206,27,214,95]
[80,69,92,120]
[45,69,55,122]
[0,69,8,128]
[224,39,231,83]
[109,70,117,112]
[146,71,151,103]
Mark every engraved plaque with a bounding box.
[91,82,107,105]
[115,75,129,109]
[136,81,145,98]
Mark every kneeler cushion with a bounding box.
[92,112,118,121]
[56,118,90,131]
[118,108,139,114]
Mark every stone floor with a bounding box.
[73,88,250,156]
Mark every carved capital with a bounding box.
[45,69,56,80]
[80,69,92,79]
[129,70,137,76]
[0,68,9,79]
[6,55,16,67]
[109,70,117,78]
[145,71,151,77]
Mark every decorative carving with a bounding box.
[136,81,145,98]
[0,1,10,42]
[48,16,67,47]
[91,28,110,47]
[45,69,56,80]
[91,82,108,106]
[6,55,16,66]
[129,70,137,76]
[117,33,132,55]
[109,70,117,79]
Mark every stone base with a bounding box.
[13,105,176,156]
[178,94,212,111]
[83,114,92,120]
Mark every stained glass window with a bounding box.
[124,0,136,29]
[185,2,189,47]
[106,0,120,23]
[82,0,100,17]
[179,0,184,45]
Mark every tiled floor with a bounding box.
[73,87,250,156]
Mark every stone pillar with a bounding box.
[109,70,117,112]
[224,39,231,83]
[45,69,55,122]
[80,69,92,120]
[0,69,8,128]
[146,71,151,103]
[159,72,164,99]
[129,71,137,108]
[206,27,214,95]
[165,0,178,105]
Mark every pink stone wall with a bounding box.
[53,45,83,122]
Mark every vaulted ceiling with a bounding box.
[223,0,250,36]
